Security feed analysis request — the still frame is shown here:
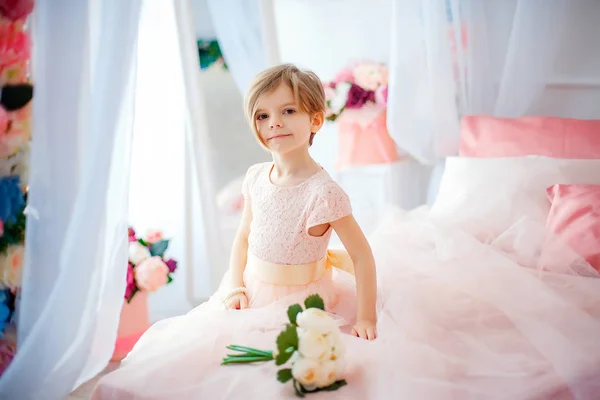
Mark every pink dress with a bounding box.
[93,163,600,399]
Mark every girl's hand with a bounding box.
[224,292,249,310]
[351,319,377,340]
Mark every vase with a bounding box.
[336,105,401,171]
[110,291,151,361]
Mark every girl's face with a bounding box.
[254,84,323,154]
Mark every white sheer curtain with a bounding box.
[0,1,142,398]
[173,0,225,298]
[387,0,569,166]
[206,0,268,93]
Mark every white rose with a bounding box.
[324,331,345,361]
[315,360,337,388]
[296,308,338,335]
[128,241,151,265]
[330,82,351,114]
[291,355,320,391]
[334,358,346,380]
[0,245,24,289]
[298,329,331,361]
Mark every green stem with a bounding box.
[221,355,273,365]
[226,345,273,358]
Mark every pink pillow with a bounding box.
[460,116,600,158]
[545,184,600,271]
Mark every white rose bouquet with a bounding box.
[222,294,347,397]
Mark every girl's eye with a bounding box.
[283,109,295,115]
[256,114,268,120]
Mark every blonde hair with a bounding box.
[244,64,326,148]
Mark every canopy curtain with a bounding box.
[173,0,225,298]
[387,0,569,166]
[206,0,269,94]
[0,0,142,398]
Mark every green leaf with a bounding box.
[277,368,293,383]
[293,380,306,398]
[304,294,325,311]
[287,304,303,325]
[275,324,298,365]
[0,200,26,254]
[275,346,296,366]
[149,239,169,257]
[318,379,347,391]
[137,238,147,247]
[167,274,173,284]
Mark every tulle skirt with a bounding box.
[92,208,600,400]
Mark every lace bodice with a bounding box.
[242,162,352,264]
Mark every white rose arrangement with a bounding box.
[222,294,347,397]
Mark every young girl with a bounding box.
[93,65,600,399]
[93,65,381,399]
[222,63,377,340]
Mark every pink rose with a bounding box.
[353,62,388,91]
[144,230,163,244]
[333,67,354,84]
[0,0,34,21]
[0,131,28,158]
[375,85,388,107]
[0,339,16,376]
[0,107,7,134]
[0,20,31,69]
[134,256,169,292]
[0,245,23,289]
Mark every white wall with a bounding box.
[273,0,393,175]
[199,65,269,192]
[532,1,600,118]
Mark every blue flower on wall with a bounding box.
[0,176,24,225]
[0,290,12,337]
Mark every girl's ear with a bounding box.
[310,111,325,133]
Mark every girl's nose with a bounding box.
[269,118,283,129]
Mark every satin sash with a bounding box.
[246,249,354,286]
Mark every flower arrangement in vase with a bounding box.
[127,227,178,302]
[323,61,399,170]
[323,61,388,122]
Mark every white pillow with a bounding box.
[429,156,600,242]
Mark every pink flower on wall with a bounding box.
[0,106,7,134]
[0,20,31,70]
[0,0,34,21]
[0,339,16,376]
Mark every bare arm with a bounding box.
[330,214,377,338]
[227,198,253,289]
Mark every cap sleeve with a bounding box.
[307,181,352,228]
[241,163,263,199]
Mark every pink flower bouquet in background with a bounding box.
[126,227,178,303]
[324,61,400,170]
[324,61,389,122]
